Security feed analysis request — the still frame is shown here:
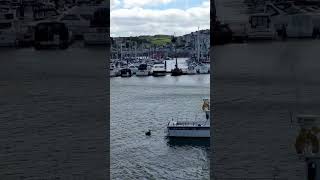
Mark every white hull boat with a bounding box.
[110,70,117,77]
[152,63,166,76]
[167,98,210,138]
[196,64,209,74]
[136,70,149,76]
[167,121,210,138]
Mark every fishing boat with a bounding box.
[151,63,166,76]
[171,66,183,76]
[136,64,149,76]
[166,98,210,138]
[170,35,183,76]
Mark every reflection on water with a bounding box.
[166,137,210,148]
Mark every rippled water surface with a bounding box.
[213,40,320,179]
[111,73,210,179]
[0,46,107,179]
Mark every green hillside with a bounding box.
[131,35,172,46]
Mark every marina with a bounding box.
[0,0,109,48]
[110,30,210,78]
[110,1,210,177]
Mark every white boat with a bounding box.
[136,64,149,76]
[151,63,166,76]
[186,65,197,75]
[167,98,210,138]
[247,13,276,40]
[128,64,139,74]
[195,64,209,74]
[0,8,17,47]
[110,63,118,77]
[264,2,320,38]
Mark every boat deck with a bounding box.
[167,120,209,128]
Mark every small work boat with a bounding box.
[166,98,210,138]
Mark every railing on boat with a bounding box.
[168,120,209,127]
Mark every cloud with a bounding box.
[111,0,120,9]
[123,0,174,8]
[111,0,210,37]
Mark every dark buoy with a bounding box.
[145,130,151,136]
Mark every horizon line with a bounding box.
[111,28,210,38]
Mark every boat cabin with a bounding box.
[33,21,70,49]
[247,14,275,40]
[249,14,271,29]
[138,64,148,70]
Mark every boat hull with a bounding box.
[120,73,131,77]
[152,71,166,76]
[110,70,117,77]
[136,70,149,76]
[167,128,210,138]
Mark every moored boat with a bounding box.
[247,13,276,40]
[120,68,132,77]
[33,21,71,50]
[110,63,118,77]
[152,63,166,76]
[136,64,149,76]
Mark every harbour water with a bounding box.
[111,73,210,179]
[0,46,108,179]
[212,40,320,179]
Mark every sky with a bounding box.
[110,0,210,37]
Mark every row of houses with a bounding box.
[111,29,210,58]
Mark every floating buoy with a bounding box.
[145,130,151,136]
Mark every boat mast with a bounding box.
[197,26,200,63]
[120,43,122,61]
[135,42,137,60]
[173,32,178,68]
